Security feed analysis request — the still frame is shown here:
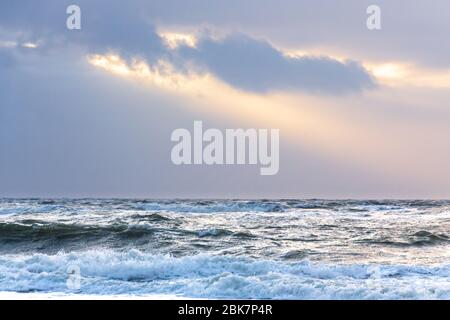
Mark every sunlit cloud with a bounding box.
[365,62,450,88]
[0,40,39,49]
[283,49,348,64]
[159,32,197,49]
[88,54,131,76]
[21,42,38,49]
[287,47,450,89]
[369,63,407,79]
[87,54,200,89]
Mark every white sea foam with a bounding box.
[134,202,285,213]
[0,250,448,300]
[1,199,449,299]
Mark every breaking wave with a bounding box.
[1,199,450,299]
[0,250,449,299]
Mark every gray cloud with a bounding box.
[0,0,375,95]
[139,0,450,68]
[0,0,166,63]
[2,0,450,69]
[176,33,375,94]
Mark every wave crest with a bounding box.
[0,250,449,299]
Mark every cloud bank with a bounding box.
[0,0,375,95]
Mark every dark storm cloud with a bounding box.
[0,0,375,94]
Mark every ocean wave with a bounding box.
[1,198,450,288]
[0,220,254,243]
[0,221,156,244]
[0,250,448,299]
[2,199,450,216]
[133,200,288,213]
[355,231,450,247]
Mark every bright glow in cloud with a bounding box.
[159,32,197,49]
[365,62,450,88]
[88,55,131,76]
[21,42,38,49]
[284,46,450,89]
[283,49,348,63]
[88,54,199,88]
[370,63,407,79]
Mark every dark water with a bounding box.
[0,199,449,299]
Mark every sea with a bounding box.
[0,199,449,299]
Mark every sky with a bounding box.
[1,0,450,199]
